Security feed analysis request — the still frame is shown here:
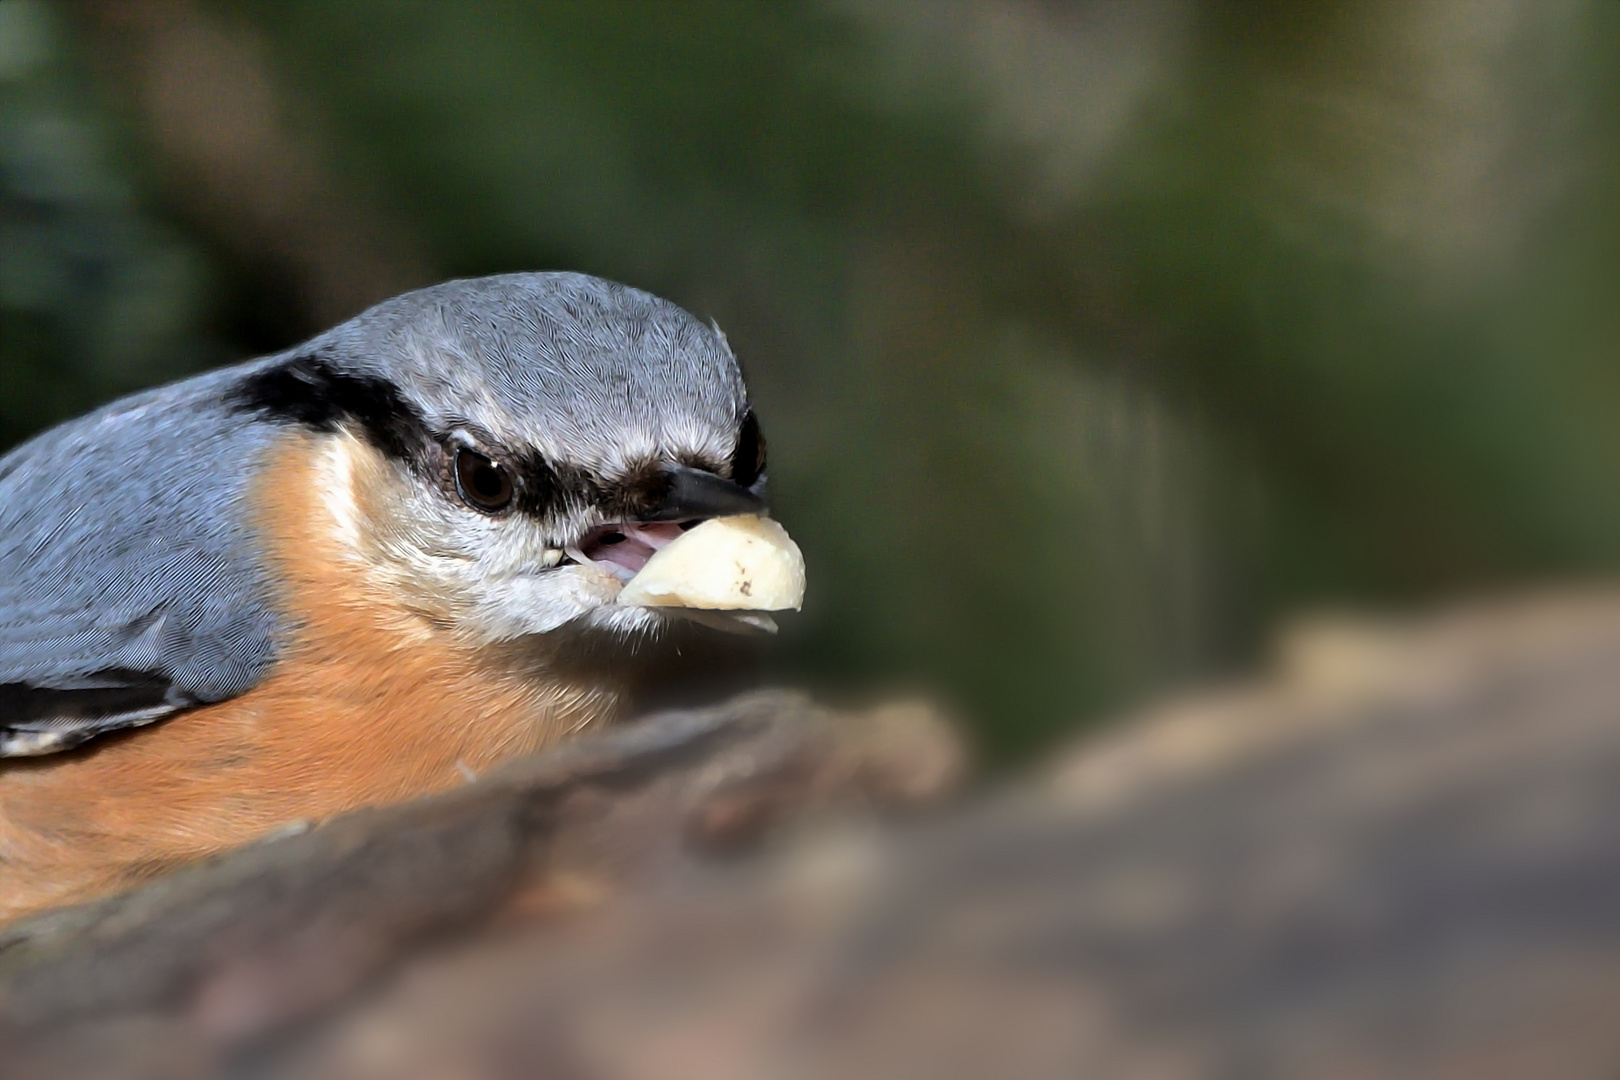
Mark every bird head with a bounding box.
[233,272,795,646]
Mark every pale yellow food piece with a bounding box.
[618,515,805,611]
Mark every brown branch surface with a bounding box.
[6,593,1620,1078]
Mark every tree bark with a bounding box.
[7,592,1620,1078]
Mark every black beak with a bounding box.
[638,464,767,522]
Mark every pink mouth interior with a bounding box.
[574,521,693,583]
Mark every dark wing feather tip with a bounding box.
[0,673,197,757]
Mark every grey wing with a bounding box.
[0,367,287,756]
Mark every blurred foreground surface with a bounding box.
[7,589,1620,1078]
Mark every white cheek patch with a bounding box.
[317,432,588,639]
[315,432,368,554]
[472,564,625,639]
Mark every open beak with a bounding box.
[565,464,768,584]
[562,466,802,633]
[563,492,802,635]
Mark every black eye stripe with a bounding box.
[511,451,593,520]
[231,351,429,463]
[449,434,755,523]
[731,410,766,489]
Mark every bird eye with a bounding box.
[454,448,515,513]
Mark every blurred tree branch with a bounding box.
[71,0,432,338]
[8,591,1620,1077]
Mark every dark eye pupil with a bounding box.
[455,449,513,511]
[472,466,502,498]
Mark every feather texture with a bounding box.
[0,271,754,757]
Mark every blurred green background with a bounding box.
[3,0,1619,759]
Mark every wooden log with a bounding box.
[7,593,1620,1078]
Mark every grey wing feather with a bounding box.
[0,364,287,756]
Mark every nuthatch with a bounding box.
[0,272,802,922]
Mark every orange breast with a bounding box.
[0,431,624,924]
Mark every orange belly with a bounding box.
[0,656,618,923]
[0,432,626,923]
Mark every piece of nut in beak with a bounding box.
[618,515,805,611]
